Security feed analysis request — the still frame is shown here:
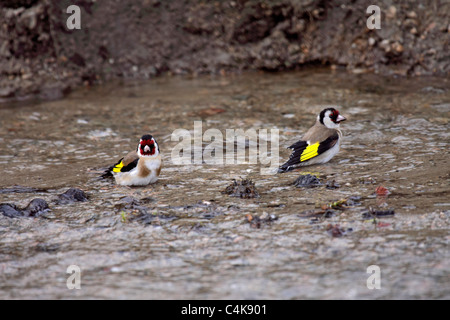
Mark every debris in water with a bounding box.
[299,195,363,219]
[56,188,89,204]
[0,198,50,218]
[358,177,377,184]
[377,222,391,228]
[298,209,335,219]
[293,174,322,188]
[0,203,21,218]
[326,224,351,237]
[325,180,340,189]
[362,208,395,219]
[121,210,158,225]
[190,106,226,118]
[246,212,278,228]
[22,199,50,217]
[375,185,390,206]
[223,179,260,199]
[346,196,362,206]
[375,186,390,196]
[321,198,348,210]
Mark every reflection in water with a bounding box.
[0,70,449,299]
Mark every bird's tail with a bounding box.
[100,167,114,179]
[277,165,293,174]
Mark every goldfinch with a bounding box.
[102,134,162,186]
[278,107,346,173]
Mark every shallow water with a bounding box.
[0,70,449,299]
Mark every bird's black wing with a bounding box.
[101,157,139,178]
[278,133,339,173]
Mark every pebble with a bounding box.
[0,198,50,218]
[56,188,89,204]
[293,174,322,188]
[406,11,418,19]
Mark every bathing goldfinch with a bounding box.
[102,134,162,186]
[278,108,346,173]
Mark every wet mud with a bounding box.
[0,70,449,299]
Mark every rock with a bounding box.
[0,203,22,218]
[22,198,49,217]
[246,212,278,229]
[379,39,390,52]
[293,174,322,188]
[115,196,146,211]
[1,0,39,9]
[406,11,418,19]
[115,196,165,225]
[326,180,340,189]
[386,6,397,19]
[223,179,260,199]
[392,42,404,53]
[19,5,43,30]
[0,87,15,98]
[362,208,395,219]
[38,82,71,101]
[1,198,49,218]
[0,42,11,58]
[326,224,346,237]
[56,188,88,204]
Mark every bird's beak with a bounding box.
[144,145,151,152]
[336,114,346,122]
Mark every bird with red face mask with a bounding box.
[278,107,347,173]
[102,134,162,186]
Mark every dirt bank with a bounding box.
[0,0,449,101]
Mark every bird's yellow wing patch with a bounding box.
[112,161,124,173]
[300,142,319,161]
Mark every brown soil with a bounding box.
[1,0,449,101]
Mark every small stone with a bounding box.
[380,39,390,51]
[406,11,417,19]
[0,87,15,98]
[1,198,50,218]
[392,42,404,53]
[56,188,88,204]
[223,179,260,199]
[293,174,322,188]
[22,198,50,217]
[387,6,397,19]
[0,203,21,218]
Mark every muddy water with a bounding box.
[0,70,449,299]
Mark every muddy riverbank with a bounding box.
[0,70,449,299]
[1,0,449,102]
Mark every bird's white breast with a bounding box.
[114,157,161,186]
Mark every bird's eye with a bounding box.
[331,110,339,119]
